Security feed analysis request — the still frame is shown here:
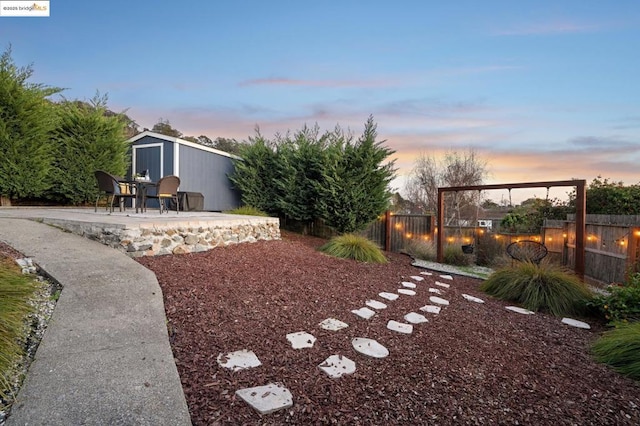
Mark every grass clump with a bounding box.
[225,206,269,216]
[592,322,640,381]
[443,245,471,266]
[319,234,387,263]
[404,239,436,261]
[0,258,37,402]
[479,260,593,316]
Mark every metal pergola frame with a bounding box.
[436,179,586,278]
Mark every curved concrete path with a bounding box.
[0,219,191,425]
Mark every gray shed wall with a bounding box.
[178,144,241,211]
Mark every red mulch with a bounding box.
[118,233,638,423]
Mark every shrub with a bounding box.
[404,239,436,261]
[225,206,269,217]
[443,245,471,266]
[0,258,37,402]
[319,234,387,263]
[592,322,640,381]
[479,260,593,316]
[589,273,640,325]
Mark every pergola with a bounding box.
[436,179,587,278]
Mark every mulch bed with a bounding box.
[136,231,640,425]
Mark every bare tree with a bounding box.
[405,149,489,225]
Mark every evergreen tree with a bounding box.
[229,134,280,213]
[47,94,130,204]
[0,46,61,200]
[321,116,396,234]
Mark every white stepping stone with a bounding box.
[286,331,316,349]
[235,383,293,415]
[401,281,417,288]
[439,275,454,280]
[420,271,433,276]
[397,289,416,296]
[352,307,376,319]
[366,300,387,310]
[319,318,349,331]
[429,296,449,306]
[217,349,261,371]
[505,306,535,315]
[410,275,425,281]
[420,305,442,314]
[379,292,399,301]
[435,281,450,288]
[404,312,429,324]
[462,294,485,304]
[387,320,413,334]
[428,288,443,294]
[318,355,356,378]
[561,318,591,329]
[352,337,389,358]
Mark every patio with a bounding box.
[0,207,280,257]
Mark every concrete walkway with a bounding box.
[0,218,191,425]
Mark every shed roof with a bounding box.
[128,131,241,160]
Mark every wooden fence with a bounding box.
[282,212,640,285]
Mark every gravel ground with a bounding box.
[137,231,640,425]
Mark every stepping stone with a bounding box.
[561,318,591,329]
[352,307,376,319]
[217,349,262,371]
[404,312,429,324]
[420,305,441,314]
[401,281,417,288]
[387,320,413,334]
[379,292,399,301]
[366,300,387,310]
[318,355,356,378]
[352,337,389,358]
[428,288,443,294]
[429,296,449,306]
[505,306,535,315]
[462,294,485,304]
[439,275,453,280]
[319,318,348,331]
[410,275,425,281]
[397,289,416,296]
[235,383,293,415]
[286,331,316,349]
[420,271,433,276]
[435,281,450,288]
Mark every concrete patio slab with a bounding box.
[352,338,389,358]
[318,355,356,378]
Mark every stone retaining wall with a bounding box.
[40,217,281,257]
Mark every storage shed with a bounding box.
[127,131,241,211]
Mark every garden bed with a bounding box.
[138,231,640,425]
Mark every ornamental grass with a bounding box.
[479,260,592,317]
[0,258,37,403]
[319,234,387,263]
[592,322,640,381]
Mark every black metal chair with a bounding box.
[506,240,548,264]
[143,175,180,214]
[94,170,136,213]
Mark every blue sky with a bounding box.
[3,1,639,202]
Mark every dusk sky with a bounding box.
[3,1,639,202]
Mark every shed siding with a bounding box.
[178,144,241,211]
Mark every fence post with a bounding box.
[385,210,391,252]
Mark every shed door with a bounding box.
[133,144,163,182]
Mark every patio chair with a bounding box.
[143,175,180,214]
[94,170,136,213]
[506,240,548,265]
